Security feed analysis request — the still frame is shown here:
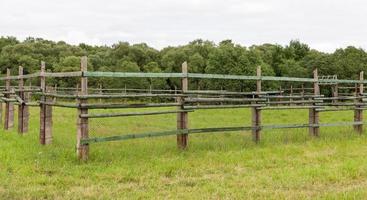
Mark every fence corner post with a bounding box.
[177,61,188,149]
[77,56,89,160]
[354,71,364,133]
[252,65,262,142]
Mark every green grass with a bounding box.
[1,107,367,199]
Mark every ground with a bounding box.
[0,107,367,199]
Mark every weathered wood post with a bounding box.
[278,85,282,103]
[332,82,338,104]
[309,69,320,136]
[99,84,102,103]
[290,84,293,105]
[18,66,29,134]
[4,68,14,130]
[301,84,305,105]
[53,84,57,102]
[252,66,262,142]
[354,71,364,133]
[0,72,3,125]
[40,61,53,144]
[77,56,89,160]
[0,90,2,125]
[177,61,188,149]
[75,84,79,95]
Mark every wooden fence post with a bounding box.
[301,84,305,105]
[4,68,14,130]
[0,98,2,125]
[290,84,294,105]
[278,85,283,104]
[18,66,29,134]
[332,83,338,104]
[0,78,2,125]
[177,61,188,149]
[309,68,320,136]
[40,61,52,144]
[77,56,89,160]
[252,66,262,142]
[99,84,102,103]
[53,84,57,102]
[354,71,363,133]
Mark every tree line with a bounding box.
[0,36,366,92]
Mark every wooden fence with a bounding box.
[0,56,366,160]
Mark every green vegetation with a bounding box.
[0,36,366,92]
[1,107,367,199]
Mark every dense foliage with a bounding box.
[0,36,366,91]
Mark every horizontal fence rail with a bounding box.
[0,71,366,84]
[80,121,365,145]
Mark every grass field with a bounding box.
[1,106,367,199]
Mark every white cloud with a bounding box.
[0,0,367,52]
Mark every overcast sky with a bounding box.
[1,0,366,52]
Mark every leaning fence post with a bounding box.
[4,68,14,130]
[354,71,364,133]
[18,66,29,134]
[177,61,188,149]
[39,61,52,144]
[77,56,89,160]
[309,68,320,136]
[252,66,262,142]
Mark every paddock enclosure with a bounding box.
[0,56,366,160]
